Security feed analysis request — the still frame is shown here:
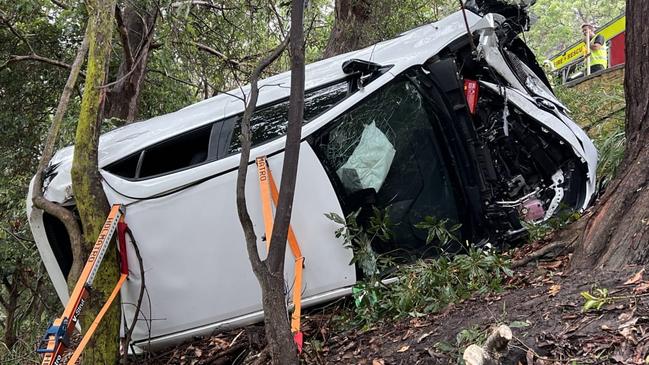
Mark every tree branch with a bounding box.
[235,35,290,276]
[511,240,575,269]
[170,1,241,11]
[100,7,157,90]
[146,68,201,89]
[0,11,35,54]
[267,0,305,273]
[31,25,90,284]
[191,41,242,66]
[115,5,134,71]
[0,54,85,76]
[50,0,69,9]
[0,227,34,243]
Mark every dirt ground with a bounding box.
[142,242,649,365]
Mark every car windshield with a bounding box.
[312,78,460,253]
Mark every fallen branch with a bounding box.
[250,347,270,365]
[204,342,247,365]
[511,240,574,269]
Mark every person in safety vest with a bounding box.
[581,23,608,74]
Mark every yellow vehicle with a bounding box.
[549,14,626,84]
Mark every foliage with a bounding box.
[384,248,512,320]
[325,208,393,279]
[555,77,626,191]
[0,3,70,362]
[523,208,581,243]
[415,216,462,247]
[581,287,612,312]
[328,210,512,327]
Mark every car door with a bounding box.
[309,75,466,257]
[102,116,356,347]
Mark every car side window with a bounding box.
[105,123,215,179]
[105,80,349,180]
[227,80,349,154]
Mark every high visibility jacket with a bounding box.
[589,36,608,68]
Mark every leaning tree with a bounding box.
[572,1,649,269]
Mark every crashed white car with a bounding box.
[28,0,596,351]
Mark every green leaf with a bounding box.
[509,320,531,329]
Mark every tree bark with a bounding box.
[322,0,375,58]
[70,0,120,362]
[257,1,307,363]
[571,0,649,269]
[104,5,156,123]
[1,276,18,349]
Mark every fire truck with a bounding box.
[550,14,626,84]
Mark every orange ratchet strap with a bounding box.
[256,156,305,353]
[37,204,130,365]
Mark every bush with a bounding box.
[327,210,512,327]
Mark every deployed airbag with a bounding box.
[337,122,396,193]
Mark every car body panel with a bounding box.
[108,142,355,346]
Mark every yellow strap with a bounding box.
[256,157,274,252]
[255,156,304,334]
[291,257,304,333]
[40,205,123,365]
[67,273,128,365]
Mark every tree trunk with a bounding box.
[256,1,307,363]
[104,5,155,123]
[571,1,649,269]
[1,276,19,349]
[70,0,120,362]
[233,1,305,362]
[322,0,375,58]
[258,270,298,364]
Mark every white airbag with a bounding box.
[337,122,396,193]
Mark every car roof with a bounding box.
[50,10,480,169]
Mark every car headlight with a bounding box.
[505,50,560,105]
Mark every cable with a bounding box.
[459,0,476,51]
[121,227,147,363]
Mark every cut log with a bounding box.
[462,325,512,365]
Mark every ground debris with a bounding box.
[140,253,649,365]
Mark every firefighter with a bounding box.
[581,23,608,74]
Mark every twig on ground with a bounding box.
[251,347,270,365]
[511,240,575,269]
